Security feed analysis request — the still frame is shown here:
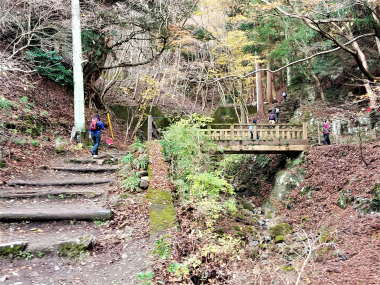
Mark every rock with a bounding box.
[139,176,149,190]
[54,137,66,153]
[0,275,9,282]
[263,236,272,243]
[56,235,94,258]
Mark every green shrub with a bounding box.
[130,140,145,153]
[121,153,134,164]
[136,271,154,285]
[188,172,234,199]
[161,116,216,180]
[219,154,248,178]
[153,235,172,259]
[122,173,140,192]
[30,140,40,147]
[0,96,13,109]
[133,154,149,170]
[25,49,73,86]
[19,96,28,103]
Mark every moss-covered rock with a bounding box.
[0,242,27,257]
[146,189,176,234]
[274,235,285,243]
[57,236,93,258]
[269,223,293,238]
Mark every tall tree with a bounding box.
[71,0,85,135]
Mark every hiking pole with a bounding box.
[107,113,114,139]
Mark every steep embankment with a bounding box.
[283,143,380,285]
[0,75,73,182]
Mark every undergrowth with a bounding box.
[156,115,243,283]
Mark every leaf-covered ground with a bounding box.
[283,143,380,285]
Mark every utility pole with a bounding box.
[71,0,85,140]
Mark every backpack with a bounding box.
[90,118,98,131]
[269,113,276,120]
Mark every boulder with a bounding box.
[139,176,150,190]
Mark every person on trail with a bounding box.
[322,120,331,145]
[275,107,280,123]
[249,118,258,139]
[282,91,288,101]
[89,114,105,158]
[269,111,276,125]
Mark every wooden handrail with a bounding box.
[201,123,308,143]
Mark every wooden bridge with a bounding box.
[200,123,309,154]
[147,116,309,154]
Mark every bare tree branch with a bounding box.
[205,33,376,83]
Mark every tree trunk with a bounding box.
[71,0,85,133]
[364,82,377,108]
[255,59,265,117]
[266,63,273,105]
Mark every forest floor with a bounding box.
[283,142,380,285]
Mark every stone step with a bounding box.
[0,206,112,222]
[51,166,118,173]
[0,188,103,199]
[7,178,112,187]
[0,233,95,257]
[66,155,119,165]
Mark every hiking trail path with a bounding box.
[0,151,152,285]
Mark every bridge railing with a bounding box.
[201,123,308,143]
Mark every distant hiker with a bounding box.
[322,120,331,145]
[269,112,276,125]
[275,107,280,122]
[89,114,105,158]
[282,91,288,101]
[249,118,258,139]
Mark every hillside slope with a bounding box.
[0,74,73,182]
[283,143,380,285]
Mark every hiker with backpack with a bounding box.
[89,114,105,158]
[322,120,331,145]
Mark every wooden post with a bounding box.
[147,115,153,141]
[302,122,308,140]
[276,125,280,143]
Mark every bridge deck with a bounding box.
[202,123,309,154]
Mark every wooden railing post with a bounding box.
[302,122,308,140]
[147,115,153,141]
[276,125,280,142]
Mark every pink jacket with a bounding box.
[322,122,330,134]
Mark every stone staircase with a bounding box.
[0,153,120,256]
[274,96,300,123]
